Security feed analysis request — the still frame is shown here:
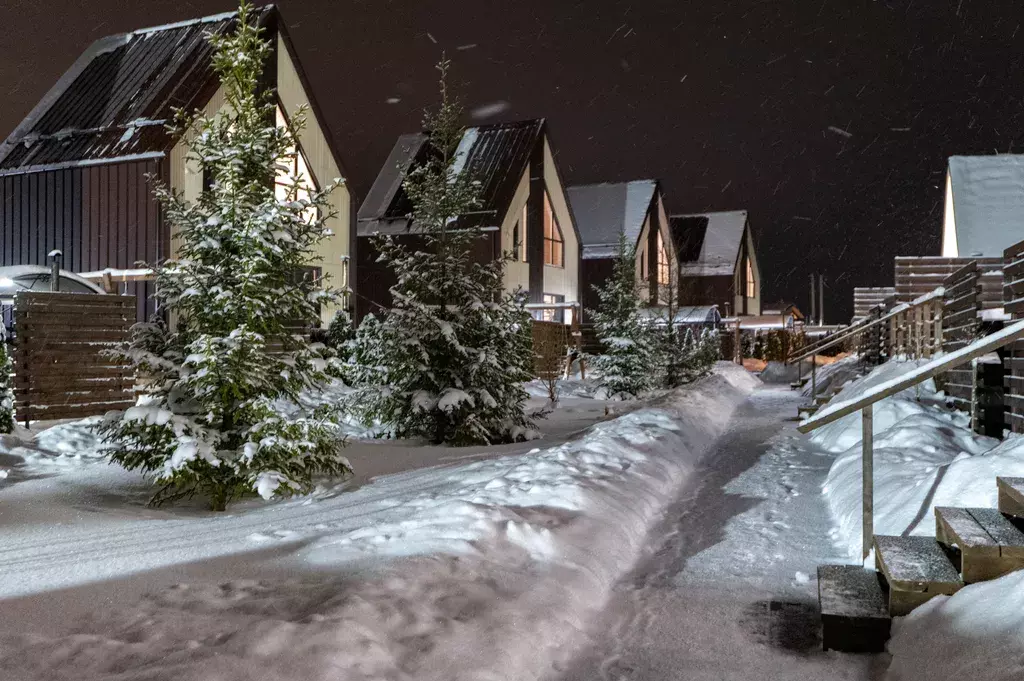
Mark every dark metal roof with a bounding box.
[0,7,275,175]
[566,180,658,258]
[357,119,545,236]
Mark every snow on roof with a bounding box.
[357,120,545,236]
[566,180,658,256]
[0,6,275,174]
[671,210,748,277]
[948,155,1024,257]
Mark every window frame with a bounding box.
[745,257,755,298]
[542,192,564,268]
[656,230,670,286]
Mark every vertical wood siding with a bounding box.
[0,160,163,322]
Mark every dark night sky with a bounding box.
[2,0,1023,322]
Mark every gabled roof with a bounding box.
[0,5,349,184]
[566,180,658,259]
[357,119,545,236]
[947,155,1024,257]
[670,210,749,277]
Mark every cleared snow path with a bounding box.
[557,385,888,681]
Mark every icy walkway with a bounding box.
[557,385,889,681]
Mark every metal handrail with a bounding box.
[798,316,1024,558]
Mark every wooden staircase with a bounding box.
[819,476,1024,652]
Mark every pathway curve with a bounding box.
[557,385,889,681]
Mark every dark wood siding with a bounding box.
[680,274,734,314]
[355,231,502,322]
[0,160,164,321]
[581,258,615,320]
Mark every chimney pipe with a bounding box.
[819,275,825,326]
[809,273,817,326]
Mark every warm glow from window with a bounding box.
[656,230,669,286]
[275,106,319,225]
[543,193,564,267]
[542,293,565,323]
[745,258,755,298]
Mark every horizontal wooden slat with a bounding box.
[15,388,135,407]
[16,401,136,422]
[14,374,129,390]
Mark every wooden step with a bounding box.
[818,565,891,653]
[814,394,831,406]
[935,506,1024,582]
[798,403,820,418]
[998,477,1024,518]
[874,535,962,616]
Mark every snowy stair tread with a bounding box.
[817,565,891,653]
[873,535,962,616]
[935,506,1024,583]
[997,477,1024,518]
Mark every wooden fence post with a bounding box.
[863,404,874,560]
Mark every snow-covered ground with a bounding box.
[556,385,884,680]
[0,363,757,680]
[809,358,1024,681]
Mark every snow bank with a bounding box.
[812,359,1024,559]
[759,360,798,384]
[887,570,1024,681]
[0,363,759,681]
[800,354,863,398]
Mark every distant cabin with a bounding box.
[762,301,804,322]
[567,179,673,316]
[670,210,761,317]
[356,119,581,323]
[0,5,354,324]
[942,155,1024,258]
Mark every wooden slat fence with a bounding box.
[1003,240,1024,434]
[532,320,569,379]
[895,256,1003,304]
[12,292,135,424]
[941,262,982,417]
[853,287,895,322]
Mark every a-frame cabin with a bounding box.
[0,5,354,324]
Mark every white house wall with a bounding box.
[277,35,351,324]
[941,170,958,257]
[541,138,579,306]
[501,167,531,293]
[168,41,351,326]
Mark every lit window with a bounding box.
[639,245,647,280]
[543,193,564,267]
[657,231,669,286]
[542,293,565,323]
[745,258,755,298]
[275,106,319,225]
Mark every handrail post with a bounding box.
[863,404,874,560]
[811,354,817,401]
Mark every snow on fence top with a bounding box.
[799,317,1024,433]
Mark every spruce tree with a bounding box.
[352,59,533,445]
[0,328,13,434]
[99,1,351,510]
[589,233,655,398]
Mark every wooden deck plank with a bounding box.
[874,535,961,591]
[818,565,891,653]
[998,478,1024,518]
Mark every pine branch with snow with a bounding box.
[350,59,533,445]
[589,233,656,399]
[99,0,351,511]
[0,327,13,434]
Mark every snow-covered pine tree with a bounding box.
[0,326,13,434]
[99,1,351,511]
[590,233,656,398]
[352,59,533,445]
[324,309,354,352]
